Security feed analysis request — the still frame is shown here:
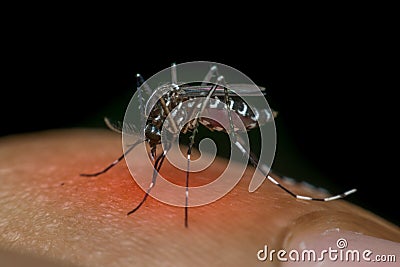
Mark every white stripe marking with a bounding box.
[210,98,220,108]
[324,195,341,201]
[235,141,246,154]
[344,189,357,195]
[229,99,234,110]
[251,109,259,121]
[267,175,279,185]
[263,109,271,121]
[297,195,313,200]
[188,101,194,108]
[238,103,248,116]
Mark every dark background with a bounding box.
[1,16,397,225]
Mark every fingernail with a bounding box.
[280,229,400,266]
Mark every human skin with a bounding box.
[0,129,399,267]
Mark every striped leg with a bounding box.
[266,171,357,201]
[80,139,143,177]
[185,138,194,228]
[218,75,237,144]
[180,65,222,227]
[81,72,151,177]
[244,143,357,201]
[183,82,220,227]
[127,149,168,215]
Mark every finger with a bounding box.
[0,129,398,267]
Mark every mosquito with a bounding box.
[81,63,357,227]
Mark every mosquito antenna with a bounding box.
[202,65,219,85]
[171,63,178,86]
[136,73,152,96]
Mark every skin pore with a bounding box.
[0,129,399,267]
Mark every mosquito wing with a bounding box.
[181,83,266,97]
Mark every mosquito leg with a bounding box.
[216,75,357,201]
[218,75,238,144]
[127,149,168,215]
[241,142,357,201]
[185,143,192,228]
[217,75,250,171]
[183,125,198,228]
[182,83,222,227]
[80,139,143,177]
[266,171,357,201]
[81,72,150,176]
[159,94,179,134]
[181,65,220,134]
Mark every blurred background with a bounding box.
[1,16,397,226]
